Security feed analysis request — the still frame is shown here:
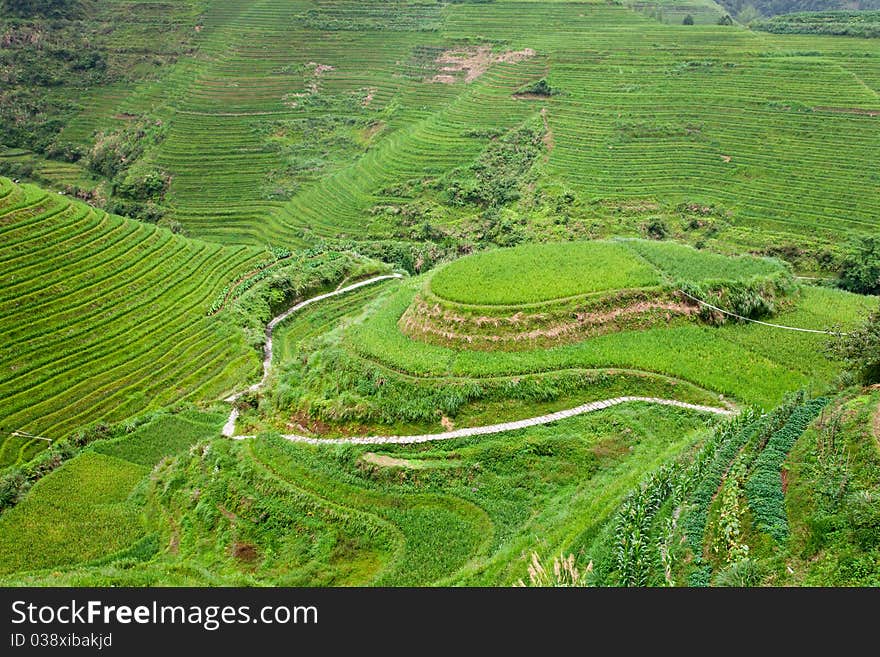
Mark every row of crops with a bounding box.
[0,178,266,459]
[598,391,828,586]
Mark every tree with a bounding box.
[2,0,80,18]
[683,14,695,25]
[717,14,734,25]
[828,308,880,384]
[839,236,880,295]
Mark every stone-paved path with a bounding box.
[222,274,734,445]
[222,273,403,437]
[234,397,733,445]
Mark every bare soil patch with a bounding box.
[286,410,331,435]
[541,107,554,154]
[813,106,879,117]
[873,400,880,445]
[232,542,259,563]
[361,452,416,468]
[428,46,535,84]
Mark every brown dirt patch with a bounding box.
[361,452,415,468]
[428,46,535,84]
[362,121,385,143]
[167,517,180,555]
[401,298,696,348]
[813,106,879,117]
[441,415,455,431]
[362,87,376,107]
[541,107,554,154]
[308,62,335,76]
[286,410,331,435]
[592,435,629,462]
[781,468,789,494]
[232,542,259,563]
[873,400,880,444]
[113,112,138,121]
[720,154,731,163]
[218,505,238,522]
[431,74,457,84]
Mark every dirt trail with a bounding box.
[873,400,880,446]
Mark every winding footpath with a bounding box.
[222,275,735,445]
[221,274,404,436]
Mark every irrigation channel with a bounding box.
[222,275,735,445]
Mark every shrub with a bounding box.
[827,308,880,384]
[683,14,695,25]
[714,558,765,586]
[516,78,560,96]
[644,218,668,239]
[838,236,880,295]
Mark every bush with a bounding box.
[516,78,560,96]
[644,218,668,240]
[845,491,880,549]
[714,558,765,586]
[827,308,880,384]
[838,236,880,295]
[683,14,695,25]
[114,164,168,201]
[1,0,81,18]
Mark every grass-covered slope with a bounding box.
[404,239,792,350]
[596,386,880,587]
[0,177,264,448]
[753,10,880,38]
[0,177,389,464]
[0,402,716,585]
[7,1,878,252]
[292,280,871,427]
[429,241,664,305]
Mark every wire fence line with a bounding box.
[679,289,847,336]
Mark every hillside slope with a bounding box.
[0,177,264,460]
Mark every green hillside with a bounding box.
[1,1,879,589]
[3,1,879,253]
[0,177,387,467]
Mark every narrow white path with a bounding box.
[221,274,403,436]
[234,397,733,446]
[222,274,734,445]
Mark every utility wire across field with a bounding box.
[678,290,847,336]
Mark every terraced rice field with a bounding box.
[2,0,880,590]
[340,280,874,407]
[428,239,785,305]
[0,178,264,462]
[43,1,880,246]
[0,402,715,585]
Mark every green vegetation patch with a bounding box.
[94,411,225,468]
[753,11,880,38]
[429,241,662,305]
[0,452,147,575]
